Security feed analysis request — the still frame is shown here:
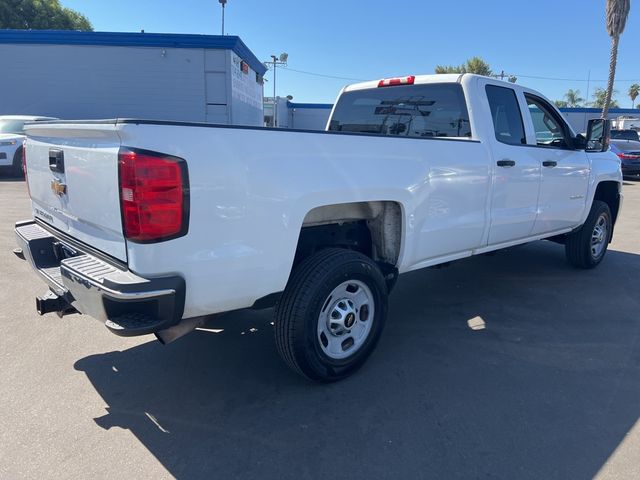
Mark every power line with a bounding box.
[279,65,640,85]
[511,73,640,83]
[279,66,366,82]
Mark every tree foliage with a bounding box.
[0,0,92,30]
[554,89,584,108]
[628,83,640,108]
[591,87,619,109]
[435,56,493,77]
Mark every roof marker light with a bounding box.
[377,75,415,87]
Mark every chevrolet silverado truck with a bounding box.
[15,74,622,382]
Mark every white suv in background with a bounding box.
[0,115,57,176]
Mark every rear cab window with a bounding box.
[328,83,472,138]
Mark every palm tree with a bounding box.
[564,89,584,107]
[602,0,631,118]
[629,84,640,108]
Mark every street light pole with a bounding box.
[271,55,278,101]
[218,0,227,35]
[266,53,288,127]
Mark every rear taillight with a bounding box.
[617,153,640,160]
[118,148,189,243]
[22,141,31,197]
[378,75,415,87]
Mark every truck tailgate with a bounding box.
[24,122,126,262]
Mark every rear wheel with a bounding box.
[275,248,388,382]
[565,200,611,269]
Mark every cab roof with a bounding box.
[342,73,521,93]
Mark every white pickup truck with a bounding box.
[15,74,622,381]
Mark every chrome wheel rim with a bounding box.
[591,213,609,259]
[317,280,375,360]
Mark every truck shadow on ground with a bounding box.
[74,241,640,480]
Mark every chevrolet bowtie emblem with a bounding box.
[51,180,67,196]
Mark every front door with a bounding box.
[522,94,590,234]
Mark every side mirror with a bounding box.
[585,118,611,152]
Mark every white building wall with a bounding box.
[229,52,264,126]
[0,44,207,121]
[288,105,332,130]
[0,43,263,125]
[559,108,640,134]
[289,109,330,130]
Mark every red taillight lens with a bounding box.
[378,75,415,87]
[22,141,31,197]
[118,148,189,242]
[617,153,640,160]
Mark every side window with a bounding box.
[485,85,526,145]
[525,95,569,148]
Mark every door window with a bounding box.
[525,95,570,149]
[485,85,526,146]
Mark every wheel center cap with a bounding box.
[345,312,356,329]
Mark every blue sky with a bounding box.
[62,0,640,107]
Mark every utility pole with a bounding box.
[265,53,288,127]
[218,0,227,35]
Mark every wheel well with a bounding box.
[593,181,621,225]
[294,201,403,269]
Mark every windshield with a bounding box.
[0,120,26,135]
[328,83,472,138]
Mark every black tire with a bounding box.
[275,248,388,382]
[11,146,24,178]
[565,200,611,269]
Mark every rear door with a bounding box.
[521,94,590,234]
[484,83,541,244]
[24,122,127,262]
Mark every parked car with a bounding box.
[611,129,640,141]
[0,115,57,176]
[15,74,622,381]
[610,138,640,178]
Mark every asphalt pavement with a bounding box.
[1,177,639,480]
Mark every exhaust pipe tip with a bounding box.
[155,316,206,345]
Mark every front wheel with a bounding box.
[274,248,388,382]
[565,200,612,269]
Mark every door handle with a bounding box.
[543,160,557,167]
[497,159,516,167]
